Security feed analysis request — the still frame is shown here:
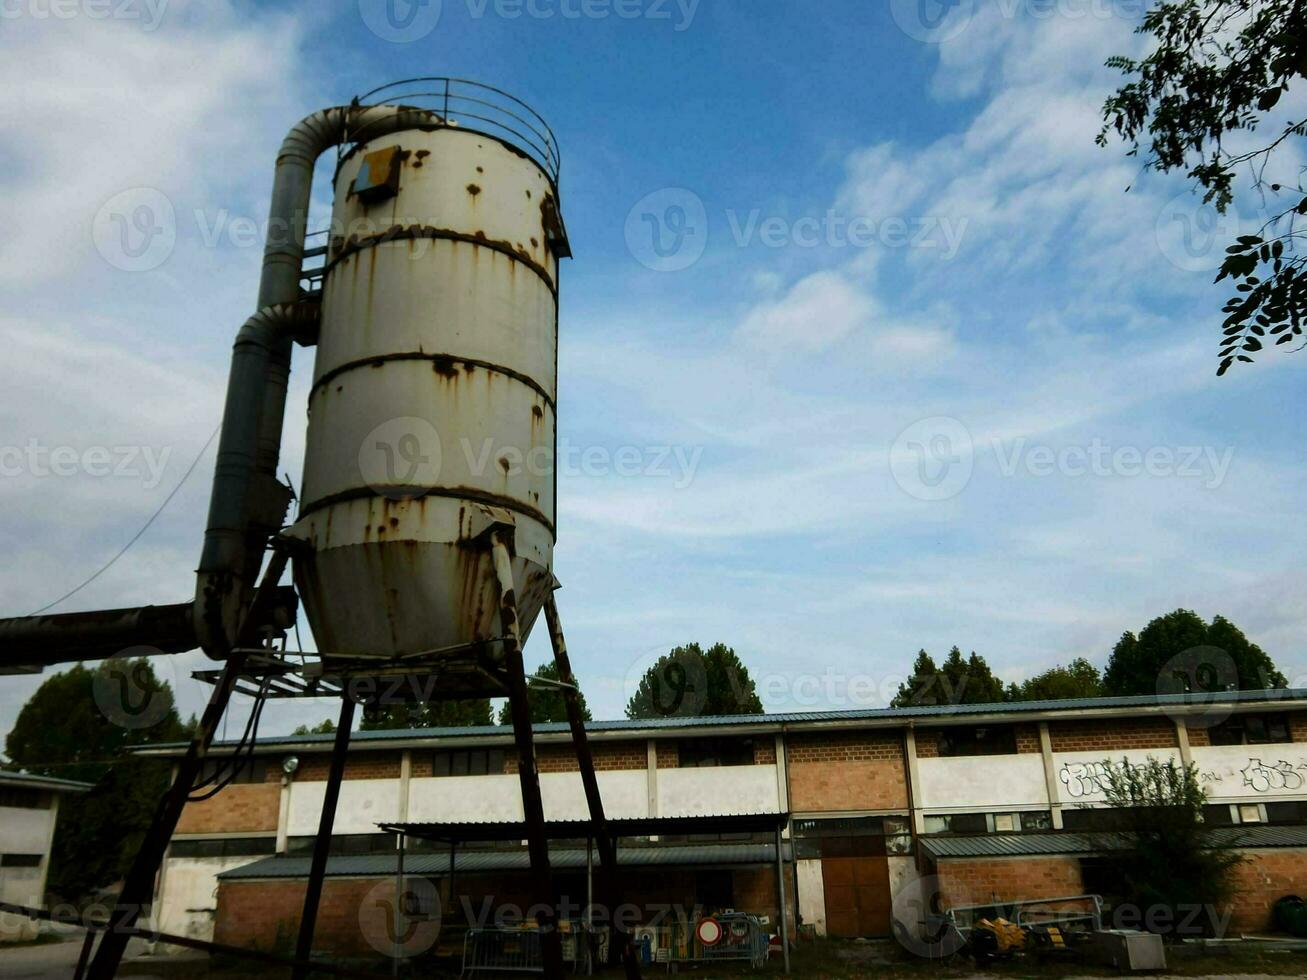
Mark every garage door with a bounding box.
[822,856,891,938]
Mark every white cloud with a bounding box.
[736,270,875,353]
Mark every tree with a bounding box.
[359,698,492,732]
[4,660,187,900]
[497,662,591,725]
[1098,0,1307,374]
[1103,609,1286,696]
[891,647,1007,707]
[1091,758,1242,935]
[1008,658,1105,702]
[625,643,763,719]
[291,719,337,736]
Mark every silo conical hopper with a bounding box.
[287,99,569,677]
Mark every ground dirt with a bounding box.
[3,934,1306,980]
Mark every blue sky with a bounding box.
[1,0,1304,743]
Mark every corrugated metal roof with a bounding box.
[922,824,1307,859]
[0,770,93,792]
[136,688,1307,754]
[382,813,789,842]
[218,843,793,881]
[923,833,1101,858]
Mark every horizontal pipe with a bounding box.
[0,602,196,669]
[0,587,298,673]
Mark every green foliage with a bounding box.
[291,719,337,736]
[1091,758,1243,933]
[625,643,763,719]
[4,660,187,900]
[1103,609,1286,696]
[891,647,1007,707]
[359,697,492,731]
[497,662,591,725]
[1007,658,1105,702]
[1098,0,1307,373]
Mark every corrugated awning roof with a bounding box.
[0,770,93,793]
[133,688,1307,756]
[922,824,1307,859]
[381,812,790,842]
[218,842,794,881]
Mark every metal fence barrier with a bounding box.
[658,913,769,968]
[461,922,586,976]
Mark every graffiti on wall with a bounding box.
[1059,761,1133,799]
[1241,759,1307,793]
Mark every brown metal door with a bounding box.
[822,856,891,937]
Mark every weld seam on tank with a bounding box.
[310,353,556,408]
[296,486,557,539]
[324,227,559,296]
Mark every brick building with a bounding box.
[133,690,1307,955]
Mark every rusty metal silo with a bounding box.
[288,88,569,662]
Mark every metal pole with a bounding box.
[543,594,642,980]
[775,826,790,974]
[87,548,291,980]
[448,840,457,923]
[72,926,96,980]
[392,832,405,977]
[585,836,593,977]
[491,533,565,980]
[293,693,357,980]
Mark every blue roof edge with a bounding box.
[129,687,1307,755]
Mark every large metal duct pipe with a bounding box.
[194,105,441,656]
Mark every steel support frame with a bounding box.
[542,594,643,980]
[293,694,358,980]
[86,547,292,980]
[491,532,566,979]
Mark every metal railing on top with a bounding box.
[350,77,561,186]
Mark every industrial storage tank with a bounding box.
[288,85,570,662]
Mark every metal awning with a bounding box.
[379,812,790,843]
[218,842,795,881]
[922,824,1307,859]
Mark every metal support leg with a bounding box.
[775,826,791,973]
[543,594,642,980]
[293,694,357,980]
[87,548,291,980]
[72,926,97,980]
[392,832,405,977]
[491,533,565,980]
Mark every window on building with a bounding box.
[677,737,755,768]
[923,812,988,835]
[1202,804,1235,827]
[169,837,278,859]
[197,757,272,785]
[1019,811,1053,831]
[1061,807,1124,832]
[0,787,53,809]
[935,726,1018,757]
[432,749,505,777]
[794,816,900,838]
[287,834,396,856]
[0,854,42,868]
[921,811,1051,835]
[1237,803,1264,824]
[1208,713,1291,746]
[1265,801,1307,824]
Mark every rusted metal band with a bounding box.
[297,485,556,539]
[311,352,556,409]
[322,226,558,297]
